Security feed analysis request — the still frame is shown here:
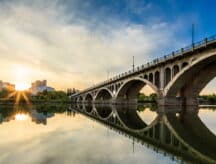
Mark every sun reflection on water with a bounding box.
[15,113,29,121]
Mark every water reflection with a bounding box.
[15,113,29,121]
[71,104,216,164]
[137,105,157,125]
[0,104,69,125]
[198,108,216,135]
[0,104,215,164]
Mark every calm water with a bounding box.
[0,104,215,164]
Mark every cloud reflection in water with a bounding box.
[0,111,175,164]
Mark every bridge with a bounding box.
[71,35,216,107]
[70,104,216,163]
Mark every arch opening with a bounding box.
[200,78,216,96]
[154,71,160,88]
[111,85,114,92]
[95,89,112,102]
[144,74,148,79]
[137,106,157,125]
[149,73,153,83]
[116,107,147,130]
[96,106,112,119]
[165,67,171,86]
[116,79,157,104]
[199,78,216,105]
[116,83,121,91]
[165,54,216,105]
[172,65,180,77]
[85,94,93,103]
[85,105,93,113]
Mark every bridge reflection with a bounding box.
[70,104,216,164]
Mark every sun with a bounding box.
[15,83,30,91]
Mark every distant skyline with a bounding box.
[0,0,215,94]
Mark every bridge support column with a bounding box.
[160,122,166,143]
[185,97,199,106]
[158,97,184,107]
[160,67,165,90]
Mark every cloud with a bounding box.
[0,0,207,91]
[125,0,153,15]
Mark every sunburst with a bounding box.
[5,90,31,105]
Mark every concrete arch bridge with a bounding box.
[71,35,216,107]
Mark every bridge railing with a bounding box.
[74,34,216,96]
[121,34,216,78]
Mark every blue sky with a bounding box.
[60,0,216,41]
[0,0,215,93]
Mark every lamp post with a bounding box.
[132,56,135,72]
[192,23,195,45]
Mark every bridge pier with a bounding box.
[184,97,199,106]
[157,96,198,107]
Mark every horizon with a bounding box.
[0,0,215,94]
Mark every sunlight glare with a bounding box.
[15,83,30,91]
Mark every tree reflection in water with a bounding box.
[0,104,70,125]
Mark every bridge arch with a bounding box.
[95,88,113,101]
[84,93,93,103]
[149,73,153,83]
[115,77,159,103]
[95,106,113,119]
[165,52,216,102]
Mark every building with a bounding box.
[29,80,55,95]
[31,110,54,125]
[0,80,15,91]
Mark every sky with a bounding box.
[0,0,215,93]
